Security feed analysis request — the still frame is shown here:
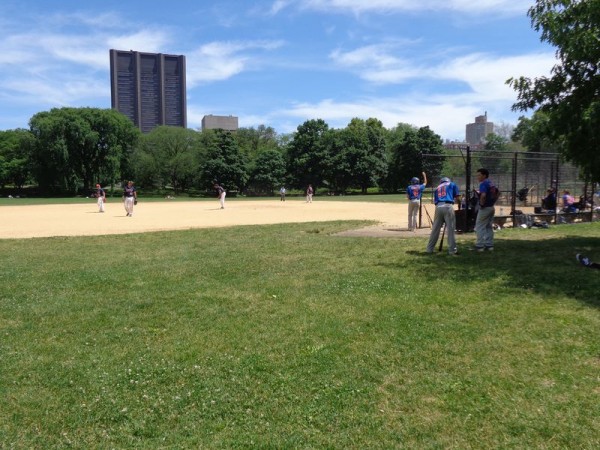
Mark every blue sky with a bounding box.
[0,0,555,141]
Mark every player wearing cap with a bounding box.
[474,168,496,251]
[426,176,460,255]
[95,183,106,213]
[407,172,427,232]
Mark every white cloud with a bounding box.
[186,40,285,87]
[286,0,533,15]
[271,49,556,140]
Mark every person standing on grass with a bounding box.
[214,182,226,209]
[95,183,106,213]
[407,172,427,232]
[123,180,137,217]
[426,176,460,255]
[306,184,314,203]
[474,168,497,252]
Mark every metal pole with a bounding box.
[511,152,517,225]
[465,145,472,231]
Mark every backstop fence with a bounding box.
[421,147,598,231]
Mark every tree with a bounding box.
[326,118,388,193]
[133,126,199,193]
[198,129,248,192]
[235,125,279,161]
[507,0,600,180]
[386,126,445,192]
[479,133,511,174]
[286,119,331,190]
[380,123,414,192]
[0,129,34,189]
[248,149,286,194]
[29,107,139,193]
[511,111,562,153]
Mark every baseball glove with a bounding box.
[134,199,138,205]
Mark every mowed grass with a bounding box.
[0,221,599,448]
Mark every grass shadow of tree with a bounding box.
[403,236,600,309]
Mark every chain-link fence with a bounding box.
[421,148,598,231]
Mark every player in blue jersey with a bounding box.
[426,176,460,255]
[407,172,427,231]
[474,168,497,251]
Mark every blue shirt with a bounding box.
[434,181,459,204]
[407,183,426,201]
[479,179,496,207]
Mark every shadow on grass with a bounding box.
[400,236,600,309]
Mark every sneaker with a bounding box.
[576,254,591,267]
[474,247,485,252]
[486,247,494,252]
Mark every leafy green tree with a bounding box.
[507,0,600,180]
[0,129,34,189]
[479,133,511,174]
[198,129,248,192]
[385,125,444,192]
[248,149,286,194]
[326,118,388,193]
[381,123,414,192]
[286,119,331,191]
[29,107,139,193]
[133,126,199,193]
[235,125,279,161]
[511,111,562,154]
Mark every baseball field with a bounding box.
[0,197,430,239]
[1,197,599,448]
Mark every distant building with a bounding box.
[201,115,239,132]
[465,112,494,145]
[109,49,187,133]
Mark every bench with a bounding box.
[493,211,595,227]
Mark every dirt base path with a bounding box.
[0,199,434,239]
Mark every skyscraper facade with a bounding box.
[110,49,187,133]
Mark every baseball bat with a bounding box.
[438,222,446,252]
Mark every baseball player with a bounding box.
[123,180,137,217]
[95,183,106,213]
[214,182,226,209]
[407,172,427,231]
[306,184,313,203]
[426,176,460,255]
[474,168,496,251]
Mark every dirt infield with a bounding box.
[0,199,439,239]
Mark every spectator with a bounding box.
[541,188,557,211]
[562,190,577,213]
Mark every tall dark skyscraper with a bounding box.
[110,49,187,133]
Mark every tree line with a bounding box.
[0,107,447,196]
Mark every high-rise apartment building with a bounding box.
[110,49,187,133]
[465,112,494,145]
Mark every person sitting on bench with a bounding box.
[562,190,577,213]
[541,188,557,211]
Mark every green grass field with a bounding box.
[1,218,599,448]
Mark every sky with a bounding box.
[0,0,556,142]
